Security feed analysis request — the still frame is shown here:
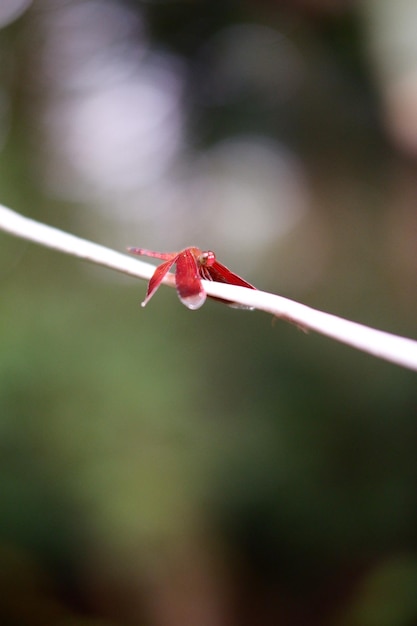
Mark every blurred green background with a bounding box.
[1,1,417,625]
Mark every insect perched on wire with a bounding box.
[128,246,256,310]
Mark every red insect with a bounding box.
[128,246,256,310]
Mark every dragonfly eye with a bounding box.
[200,250,216,267]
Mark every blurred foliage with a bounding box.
[1,1,417,625]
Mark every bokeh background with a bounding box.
[1,1,417,625]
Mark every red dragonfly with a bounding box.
[128,246,256,310]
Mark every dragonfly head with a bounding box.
[199,250,216,267]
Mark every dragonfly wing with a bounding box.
[202,261,256,309]
[207,261,256,289]
[142,256,178,306]
[175,249,206,310]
